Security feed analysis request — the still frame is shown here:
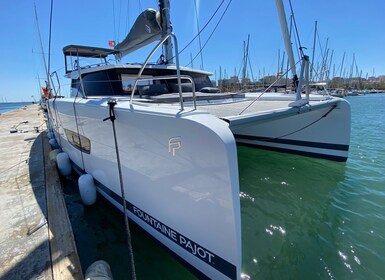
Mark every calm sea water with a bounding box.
[65,93,385,279]
[239,94,385,279]
[0,102,32,114]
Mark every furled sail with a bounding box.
[114,8,162,60]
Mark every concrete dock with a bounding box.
[0,104,83,279]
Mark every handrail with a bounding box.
[50,71,61,97]
[130,33,195,110]
[133,74,196,109]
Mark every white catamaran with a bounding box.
[46,0,350,279]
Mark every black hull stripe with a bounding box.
[234,134,349,151]
[71,161,237,279]
[237,141,348,162]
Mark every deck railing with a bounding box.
[130,33,196,110]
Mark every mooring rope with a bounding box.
[103,100,137,280]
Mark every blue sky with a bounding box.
[1,0,384,101]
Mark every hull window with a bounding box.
[64,128,91,154]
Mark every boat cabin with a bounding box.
[63,45,217,99]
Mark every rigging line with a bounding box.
[0,159,31,176]
[72,90,85,171]
[103,100,137,280]
[51,97,63,148]
[310,21,317,81]
[287,0,304,58]
[125,0,130,35]
[193,0,204,69]
[316,31,325,65]
[237,58,244,80]
[46,0,63,148]
[118,0,122,42]
[14,139,36,240]
[251,104,337,142]
[47,0,54,91]
[113,0,117,42]
[49,77,62,148]
[34,4,49,87]
[290,15,301,64]
[247,53,255,82]
[186,0,232,68]
[178,0,225,56]
[238,59,302,115]
[309,63,322,83]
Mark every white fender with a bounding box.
[85,260,113,280]
[56,152,72,176]
[49,138,58,149]
[78,174,97,205]
[49,149,60,162]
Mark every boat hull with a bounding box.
[47,98,241,279]
[227,98,351,162]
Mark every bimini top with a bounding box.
[63,45,118,59]
[62,45,118,73]
[63,8,162,64]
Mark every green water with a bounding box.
[66,94,385,279]
[239,94,385,279]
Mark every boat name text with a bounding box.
[133,206,215,264]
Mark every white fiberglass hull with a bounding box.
[226,98,351,162]
[47,98,241,279]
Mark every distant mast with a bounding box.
[275,0,296,77]
[159,0,173,64]
[310,21,317,82]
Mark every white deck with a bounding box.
[196,99,294,118]
[141,91,333,119]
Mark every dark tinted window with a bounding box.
[82,70,123,96]
[193,76,213,90]
[70,79,83,97]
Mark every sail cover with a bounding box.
[114,9,162,59]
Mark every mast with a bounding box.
[339,51,345,77]
[320,38,329,81]
[277,49,280,75]
[242,35,250,87]
[310,21,317,81]
[159,0,173,64]
[321,47,329,81]
[280,51,285,74]
[327,49,334,81]
[275,0,296,77]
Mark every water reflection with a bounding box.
[238,146,348,279]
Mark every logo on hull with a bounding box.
[168,137,181,156]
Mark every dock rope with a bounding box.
[103,100,137,280]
